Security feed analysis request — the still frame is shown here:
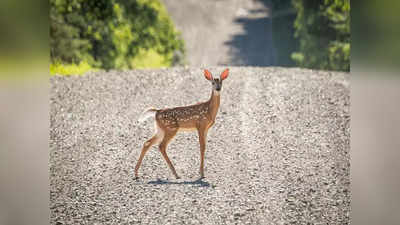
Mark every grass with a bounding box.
[50,61,97,76]
[131,48,171,69]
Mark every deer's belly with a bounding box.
[178,127,197,132]
[176,121,197,131]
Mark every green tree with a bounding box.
[291,0,350,71]
[50,0,185,74]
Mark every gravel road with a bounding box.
[161,0,275,66]
[50,67,350,224]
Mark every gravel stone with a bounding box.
[50,67,350,224]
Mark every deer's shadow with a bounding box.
[148,177,211,187]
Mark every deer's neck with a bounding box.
[208,90,220,120]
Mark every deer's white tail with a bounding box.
[138,108,157,123]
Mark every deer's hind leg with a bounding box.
[134,124,164,178]
[159,128,179,179]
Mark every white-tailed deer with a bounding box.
[135,68,229,179]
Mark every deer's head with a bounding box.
[204,68,229,92]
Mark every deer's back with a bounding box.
[156,102,210,130]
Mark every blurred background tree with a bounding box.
[50,0,185,75]
[50,0,350,75]
[270,0,350,72]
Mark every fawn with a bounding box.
[135,68,229,179]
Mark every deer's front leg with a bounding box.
[197,126,208,179]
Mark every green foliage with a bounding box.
[50,0,185,74]
[291,0,350,71]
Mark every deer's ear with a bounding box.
[204,69,213,80]
[220,68,229,80]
